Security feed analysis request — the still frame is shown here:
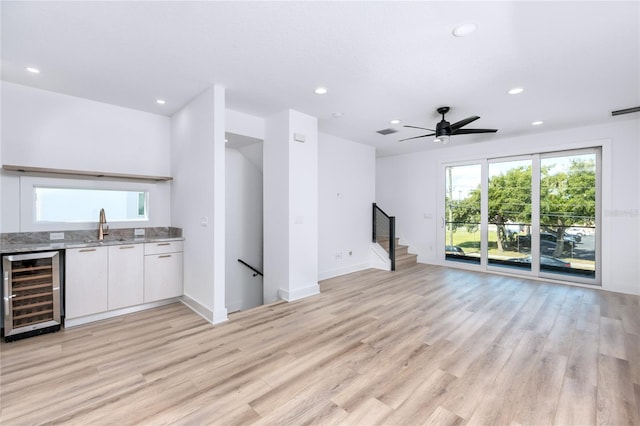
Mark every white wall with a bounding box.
[263,109,319,303]
[227,109,264,140]
[376,120,640,295]
[170,86,227,323]
[318,133,376,280]
[0,82,172,232]
[225,147,263,312]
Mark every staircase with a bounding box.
[378,237,418,269]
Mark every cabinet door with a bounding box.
[65,247,108,319]
[144,252,183,302]
[108,244,143,310]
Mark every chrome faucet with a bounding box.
[98,208,109,240]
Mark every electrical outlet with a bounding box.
[134,228,145,237]
[335,252,343,261]
[49,232,64,240]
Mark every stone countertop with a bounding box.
[1,227,184,254]
[1,236,184,254]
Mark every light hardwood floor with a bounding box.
[1,264,639,425]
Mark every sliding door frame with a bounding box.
[439,147,601,286]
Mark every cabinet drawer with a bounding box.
[144,240,183,255]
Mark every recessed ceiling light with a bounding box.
[508,87,524,95]
[25,67,40,74]
[390,119,401,124]
[332,112,344,118]
[452,23,478,37]
[156,99,166,105]
[314,87,328,95]
[532,120,544,125]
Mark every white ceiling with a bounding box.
[2,1,639,157]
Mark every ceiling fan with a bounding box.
[399,106,497,144]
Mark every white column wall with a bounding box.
[287,111,319,300]
[263,109,319,303]
[170,85,227,322]
[263,110,290,303]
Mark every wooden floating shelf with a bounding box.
[2,164,173,182]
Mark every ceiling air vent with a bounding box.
[376,128,398,135]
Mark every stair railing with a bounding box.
[238,259,263,277]
[372,203,396,271]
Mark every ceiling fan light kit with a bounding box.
[399,106,497,144]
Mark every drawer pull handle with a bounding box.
[159,254,172,258]
[120,246,135,249]
[157,243,171,246]
[79,248,97,252]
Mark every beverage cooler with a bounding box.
[2,251,62,341]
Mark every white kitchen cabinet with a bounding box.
[65,246,108,319]
[108,244,144,310]
[144,242,183,302]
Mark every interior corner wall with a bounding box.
[170,86,227,321]
[318,133,376,280]
[376,120,640,296]
[0,82,172,232]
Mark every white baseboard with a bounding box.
[180,294,213,323]
[64,299,179,328]
[213,306,228,324]
[180,294,228,324]
[278,282,320,302]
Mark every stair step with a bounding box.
[395,245,408,256]
[377,237,400,250]
[376,238,417,269]
[395,253,418,268]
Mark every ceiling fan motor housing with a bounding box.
[436,119,451,136]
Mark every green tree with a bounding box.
[450,159,596,256]
[541,158,596,257]
[487,166,532,251]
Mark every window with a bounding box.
[442,148,600,285]
[18,176,161,231]
[34,187,148,223]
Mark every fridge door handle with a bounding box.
[3,271,10,323]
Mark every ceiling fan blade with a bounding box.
[404,125,435,131]
[612,106,640,116]
[452,128,498,135]
[450,116,480,130]
[398,133,435,142]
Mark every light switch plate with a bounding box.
[50,232,64,240]
[134,228,145,236]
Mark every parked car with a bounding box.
[540,232,578,246]
[445,245,465,256]
[563,229,583,242]
[506,255,571,268]
[518,233,576,249]
[567,227,586,237]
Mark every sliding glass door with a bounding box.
[487,159,532,269]
[445,164,481,264]
[539,151,597,279]
[443,148,599,285]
